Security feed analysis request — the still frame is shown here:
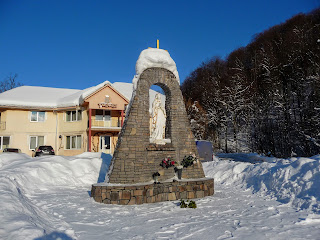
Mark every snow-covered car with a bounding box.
[3,148,21,153]
[33,146,55,157]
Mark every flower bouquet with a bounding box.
[181,153,198,168]
[160,157,175,168]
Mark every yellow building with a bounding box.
[0,81,135,156]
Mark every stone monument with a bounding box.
[91,45,214,205]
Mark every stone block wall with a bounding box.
[91,178,214,205]
[108,68,205,184]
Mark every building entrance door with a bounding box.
[100,135,111,154]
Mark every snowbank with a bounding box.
[204,154,320,213]
[0,152,110,239]
[0,153,106,192]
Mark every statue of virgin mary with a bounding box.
[150,93,167,144]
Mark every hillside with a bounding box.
[182,8,320,158]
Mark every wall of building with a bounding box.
[56,109,88,156]
[0,109,57,155]
[0,107,123,156]
[86,85,128,111]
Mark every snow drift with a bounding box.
[0,152,109,239]
[204,153,320,213]
[0,152,107,192]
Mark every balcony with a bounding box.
[89,109,124,132]
[90,119,121,131]
[0,122,5,130]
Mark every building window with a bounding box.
[105,95,110,103]
[29,136,44,150]
[66,135,82,149]
[30,111,45,122]
[66,110,82,122]
[95,110,110,121]
[0,136,10,150]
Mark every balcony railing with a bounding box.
[0,122,5,130]
[91,120,121,128]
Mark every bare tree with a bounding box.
[185,100,208,140]
[0,74,22,93]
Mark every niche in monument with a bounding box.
[149,84,171,145]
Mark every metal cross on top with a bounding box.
[149,39,166,51]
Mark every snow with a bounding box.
[0,82,117,108]
[208,153,320,213]
[133,48,180,90]
[0,86,80,108]
[112,82,134,101]
[0,152,319,239]
[0,81,165,110]
[112,82,165,113]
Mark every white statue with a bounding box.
[150,93,168,144]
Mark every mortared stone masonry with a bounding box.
[91,67,214,205]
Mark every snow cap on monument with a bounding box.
[133,48,180,89]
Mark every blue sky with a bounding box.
[0,0,319,90]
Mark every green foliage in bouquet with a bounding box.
[182,153,197,168]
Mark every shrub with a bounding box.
[179,199,197,208]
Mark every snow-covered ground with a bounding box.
[0,152,319,239]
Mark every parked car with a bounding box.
[3,148,21,153]
[33,145,55,157]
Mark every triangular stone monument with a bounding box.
[91,47,214,205]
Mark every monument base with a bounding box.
[149,138,171,145]
[91,178,214,205]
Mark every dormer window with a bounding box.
[30,111,45,122]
